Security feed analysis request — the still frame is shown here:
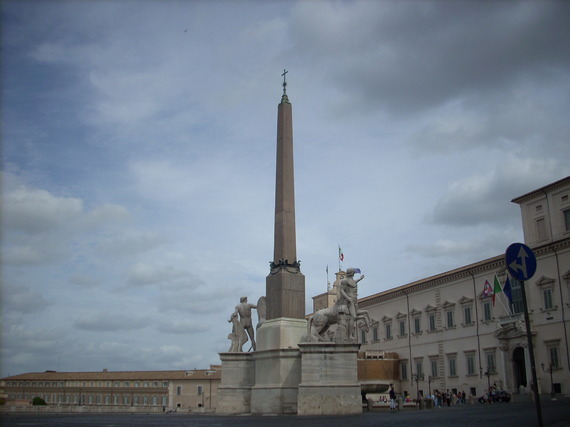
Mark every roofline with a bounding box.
[511,176,570,204]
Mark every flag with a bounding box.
[493,275,502,306]
[482,280,493,298]
[503,276,513,304]
[326,265,329,274]
[354,268,362,274]
[339,246,344,262]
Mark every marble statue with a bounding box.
[256,296,266,330]
[234,296,257,351]
[227,311,248,352]
[307,268,373,342]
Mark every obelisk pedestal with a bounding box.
[216,353,255,414]
[297,342,362,415]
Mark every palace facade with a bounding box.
[352,176,569,398]
[1,366,220,412]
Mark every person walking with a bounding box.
[389,384,398,412]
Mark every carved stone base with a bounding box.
[297,342,362,415]
[216,353,255,414]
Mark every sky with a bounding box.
[1,0,569,377]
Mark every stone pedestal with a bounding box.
[249,317,306,414]
[216,353,255,414]
[297,342,362,415]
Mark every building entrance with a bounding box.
[513,347,527,391]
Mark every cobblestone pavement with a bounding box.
[2,399,569,427]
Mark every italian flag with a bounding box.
[339,246,344,262]
[493,275,502,306]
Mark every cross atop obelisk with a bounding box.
[266,71,305,320]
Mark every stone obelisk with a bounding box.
[250,71,307,414]
[266,69,305,320]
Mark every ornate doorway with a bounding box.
[513,347,527,390]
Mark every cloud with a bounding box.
[291,1,570,115]
[2,284,52,314]
[156,319,206,335]
[96,231,166,257]
[73,311,147,332]
[3,186,83,233]
[427,155,566,227]
[125,263,194,288]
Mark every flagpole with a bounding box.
[493,274,514,316]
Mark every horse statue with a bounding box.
[307,300,373,342]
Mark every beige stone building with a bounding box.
[1,366,220,412]
[349,176,570,398]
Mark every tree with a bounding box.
[32,396,47,406]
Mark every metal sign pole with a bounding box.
[519,278,543,427]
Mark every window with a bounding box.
[543,288,554,310]
[176,386,182,396]
[466,353,476,375]
[428,314,436,332]
[123,395,129,405]
[135,382,139,388]
[536,276,556,311]
[446,310,453,328]
[415,359,423,377]
[564,209,570,231]
[547,342,560,369]
[536,218,547,241]
[162,396,168,406]
[399,320,406,337]
[483,302,492,321]
[485,350,496,373]
[134,395,139,405]
[385,323,392,340]
[430,358,438,378]
[361,329,367,343]
[400,362,408,380]
[448,356,457,377]
[463,306,472,325]
[373,326,379,342]
[510,280,524,314]
[162,381,169,387]
[197,385,203,396]
[414,317,421,334]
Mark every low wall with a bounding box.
[2,405,170,414]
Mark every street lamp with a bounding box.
[427,375,433,396]
[483,371,492,394]
[412,373,424,400]
[541,363,556,400]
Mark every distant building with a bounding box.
[0,366,220,412]
[351,176,569,398]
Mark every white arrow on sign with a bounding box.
[509,246,529,278]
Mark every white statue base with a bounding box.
[250,317,307,414]
[216,352,255,414]
[297,342,362,415]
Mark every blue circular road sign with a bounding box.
[505,243,537,281]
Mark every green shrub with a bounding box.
[32,396,47,406]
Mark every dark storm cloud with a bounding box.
[292,1,570,114]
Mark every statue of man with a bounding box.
[234,296,257,351]
[338,268,365,339]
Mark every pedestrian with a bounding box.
[389,384,397,412]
